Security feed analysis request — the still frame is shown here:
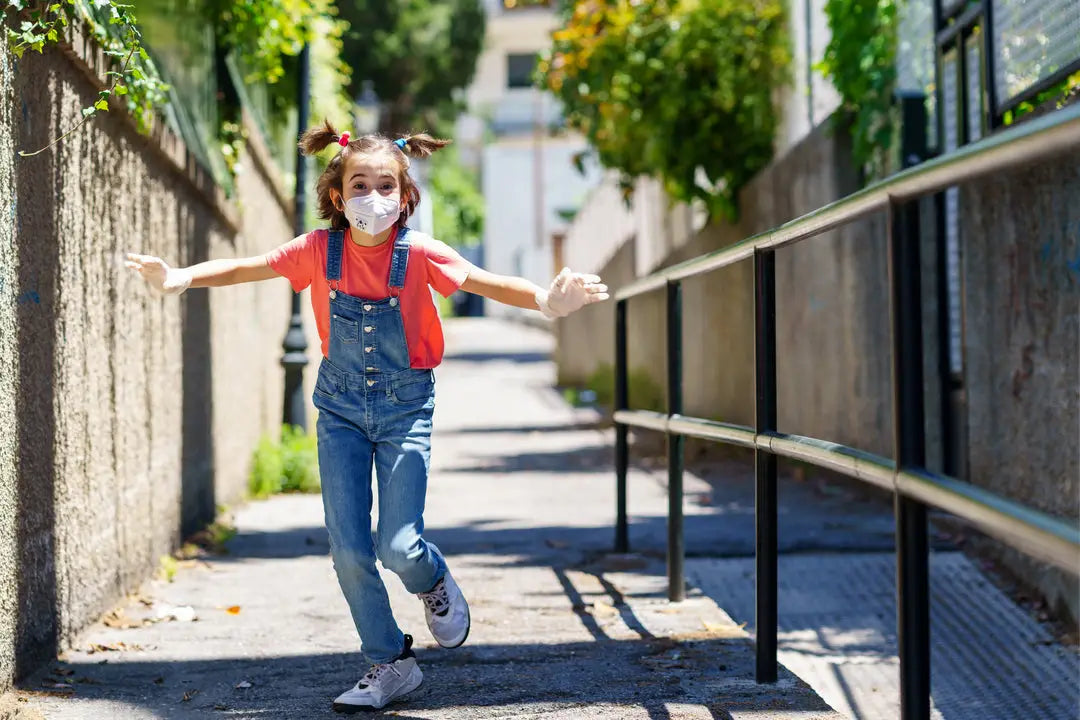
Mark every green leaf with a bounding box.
[115,84,127,95]
[82,106,97,117]
[94,98,109,111]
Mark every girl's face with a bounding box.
[332,152,404,212]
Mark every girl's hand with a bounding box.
[536,267,609,319]
[125,253,193,295]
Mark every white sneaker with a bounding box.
[332,635,423,713]
[417,570,471,648]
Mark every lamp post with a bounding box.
[280,42,311,431]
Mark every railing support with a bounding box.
[666,281,685,602]
[892,91,931,720]
[615,299,629,553]
[754,249,779,683]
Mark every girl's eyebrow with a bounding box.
[348,171,397,182]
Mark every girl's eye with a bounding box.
[380,183,394,191]
[353,183,366,191]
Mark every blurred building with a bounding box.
[455,0,604,319]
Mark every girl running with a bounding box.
[125,123,607,713]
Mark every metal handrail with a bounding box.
[610,95,1080,720]
[616,101,1080,301]
[614,409,1080,571]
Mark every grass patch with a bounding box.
[249,424,321,498]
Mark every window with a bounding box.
[507,53,538,89]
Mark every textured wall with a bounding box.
[961,150,1080,621]
[0,38,320,689]
[557,122,893,453]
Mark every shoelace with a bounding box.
[419,580,450,615]
[360,661,398,687]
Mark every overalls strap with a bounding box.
[388,227,411,290]
[326,229,345,283]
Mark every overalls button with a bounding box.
[365,346,372,352]
[364,326,373,333]
[363,304,372,311]
[389,298,398,307]
[366,366,375,371]
[329,290,337,299]
[366,379,375,387]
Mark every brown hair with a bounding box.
[298,119,451,231]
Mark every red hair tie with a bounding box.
[337,131,350,147]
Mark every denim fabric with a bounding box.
[313,228,447,664]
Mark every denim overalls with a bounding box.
[312,227,448,665]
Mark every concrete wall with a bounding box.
[557,121,893,454]
[557,109,1079,621]
[0,35,320,688]
[961,150,1080,621]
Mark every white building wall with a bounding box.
[481,136,602,318]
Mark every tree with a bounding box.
[336,0,486,133]
[537,0,790,219]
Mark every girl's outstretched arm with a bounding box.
[125,253,280,294]
[461,266,609,318]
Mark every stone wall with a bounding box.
[0,35,320,688]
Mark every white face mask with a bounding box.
[344,193,402,236]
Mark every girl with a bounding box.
[125,123,607,713]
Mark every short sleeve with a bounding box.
[421,237,474,297]
[266,231,318,293]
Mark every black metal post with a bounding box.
[666,281,685,602]
[980,0,999,129]
[754,249,778,683]
[615,299,629,553]
[891,92,930,720]
[281,43,311,431]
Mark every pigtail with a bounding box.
[398,133,452,159]
[298,119,342,155]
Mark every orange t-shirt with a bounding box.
[265,227,474,367]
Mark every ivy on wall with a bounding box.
[5,0,170,156]
[4,0,351,181]
[537,0,791,220]
[817,0,900,176]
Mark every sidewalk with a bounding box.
[17,318,842,719]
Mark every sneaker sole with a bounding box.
[332,668,423,714]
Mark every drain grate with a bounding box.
[687,552,1080,720]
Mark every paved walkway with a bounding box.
[16,318,1078,719]
[17,319,841,719]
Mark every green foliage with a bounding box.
[537,0,791,219]
[585,363,666,413]
[249,425,320,498]
[205,0,351,127]
[336,0,486,132]
[430,145,484,248]
[1003,71,1080,126]
[818,0,899,175]
[5,0,171,156]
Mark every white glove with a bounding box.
[125,253,193,295]
[535,267,610,319]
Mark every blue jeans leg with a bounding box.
[317,410,405,665]
[373,414,447,594]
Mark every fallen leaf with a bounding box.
[234,680,252,689]
[226,606,241,615]
[182,689,200,702]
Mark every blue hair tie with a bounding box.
[394,138,407,150]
